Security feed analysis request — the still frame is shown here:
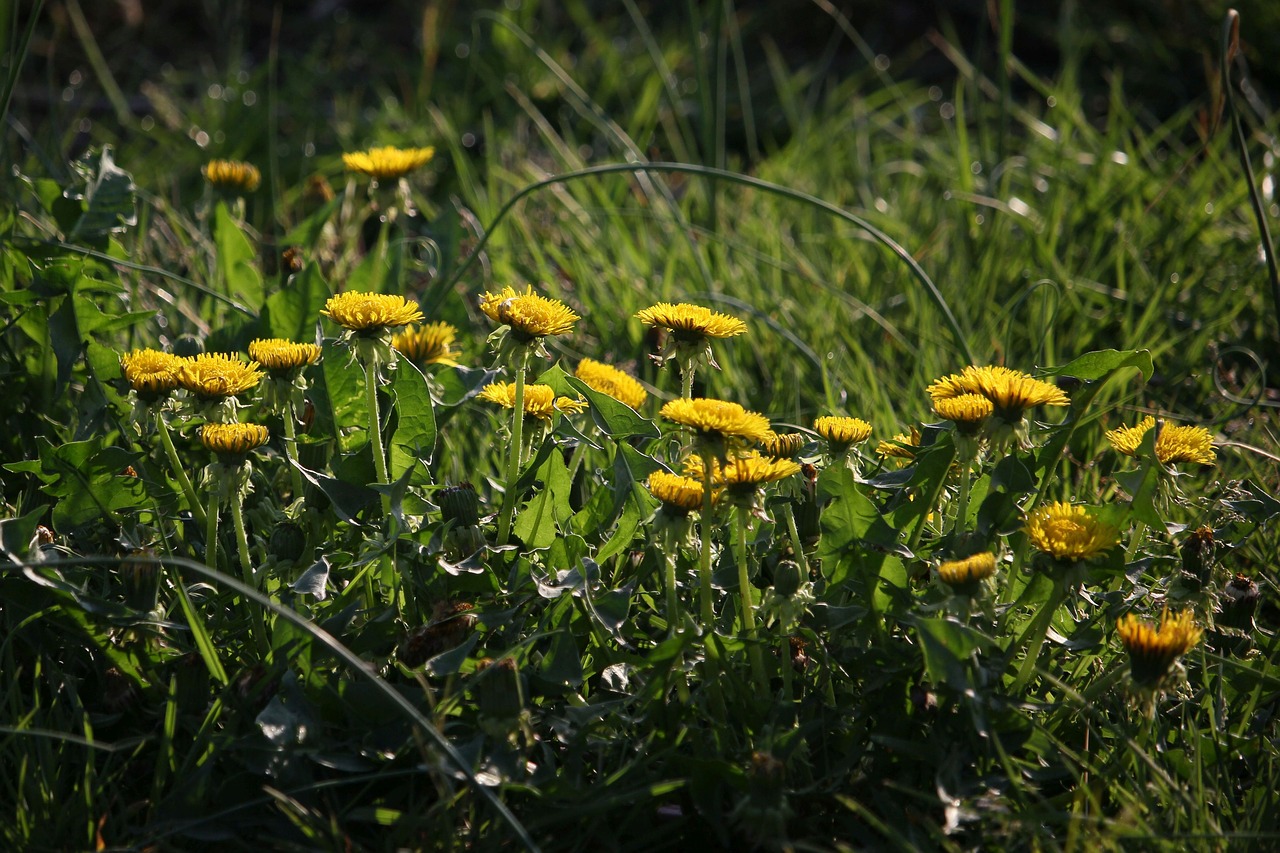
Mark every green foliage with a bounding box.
[3,2,1280,850]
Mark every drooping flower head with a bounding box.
[814,416,873,455]
[575,358,647,409]
[201,422,269,465]
[661,397,772,458]
[342,145,435,181]
[934,393,994,435]
[248,339,321,377]
[1104,416,1216,466]
[393,322,461,367]
[322,291,424,336]
[202,160,261,193]
[480,285,580,345]
[875,427,922,466]
[634,301,747,375]
[937,552,998,596]
[1024,501,1119,565]
[1117,606,1202,689]
[178,353,263,400]
[478,382,586,421]
[647,470,717,515]
[120,348,183,401]
[929,367,1068,447]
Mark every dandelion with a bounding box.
[199,423,269,587]
[875,427,921,464]
[760,432,807,460]
[575,358,647,409]
[478,382,586,421]
[1024,501,1119,564]
[247,339,321,376]
[178,353,263,402]
[684,451,801,496]
[480,285,580,343]
[934,393,993,434]
[929,366,1068,447]
[321,291,424,336]
[1117,606,1202,688]
[661,398,772,455]
[121,348,183,401]
[1105,416,1216,466]
[342,145,435,180]
[200,422,269,463]
[635,301,747,397]
[937,552,997,596]
[202,159,261,193]
[393,322,460,367]
[814,416,872,449]
[647,470,715,514]
[1218,574,1262,634]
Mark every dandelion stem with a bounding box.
[680,360,696,400]
[364,359,391,516]
[664,548,680,636]
[780,502,809,577]
[157,414,207,527]
[229,492,254,587]
[281,400,306,502]
[496,348,529,547]
[204,495,219,571]
[736,506,769,695]
[1009,581,1066,694]
[954,461,973,534]
[697,448,717,631]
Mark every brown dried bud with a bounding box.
[1219,574,1261,633]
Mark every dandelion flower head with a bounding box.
[646,470,716,513]
[937,552,998,589]
[876,427,921,462]
[934,393,994,432]
[760,432,807,460]
[928,365,1069,420]
[393,322,461,367]
[575,358,647,409]
[202,160,261,193]
[1117,606,1202,687]
[201,422,269,457]
[1023,501,1119,562]
[342,145,435,180]
[683,450,802,489]
[479,382,586,421]
[660,398,773,448]
[814,416,873,449]
[634,302,747,341]
[120,348,183,398]
[480,285,580,341]
[248,339,321,374]
[1105,416,1215,466]
[322,291,424,334]
[178,353,263,399]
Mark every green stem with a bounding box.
[780,502,809,577]
[1009,581,1066,694]
[681,359,696,400]
[954,461,973,535]
[282,400,306,502]
[698,450,716,631]
[907,442,957,552]
[157,414,207,527]
[230,493,254,586]
[664,549,680,636]
[364,360,391,516]
[205,495,219,571]
[496,349,529,547]
[736,505,768,695]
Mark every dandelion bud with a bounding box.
[119,547,159,611]
[172,334,204,358]
[1179,526,1217,585]
[268,521,307,563]
[439,482,481,527]
[772,560,804,598]
[1219,574,1261,633]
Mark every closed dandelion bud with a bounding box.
[1219,574,1261,633]
[476,657,524,720]
[439,482,481,527]
[172,334,204,358]
[119,547,159,611]
[268,521,307,563]
[773,559,803,598]
[1179,526,1217,585]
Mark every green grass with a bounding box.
[3,1,1280,849]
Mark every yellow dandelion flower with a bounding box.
[321,291,424,334]
[248,339,321,374]
[575,358,647,409]
[927,365,1069,419]
[1023,501,1119,562]
[660,398,773,448]
[937,552,998,591]
[480,285,580,341]
[683,451,801,488]
[200,422,269,459]
[1117,606,1202,687]
[342,145,435,180]
[934,393,994,433]
[479,382,585,421]
[178,353,263,399]
[392,322,461,367]
[202,159,261,193]
[634,302,747,341]
[876,427,922,462]
[120,348,182,399]
[1104,416,1216,466]
[814,416,873,448]
[760,432,807,459]
[646,470,716,513]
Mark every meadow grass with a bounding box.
[3,2,1280,849]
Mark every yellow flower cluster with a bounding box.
[1117,606,1202,687]
[928,365,1069,419]
[393,322,460,367]
[1104,416,1215,466]
[660,398,773,447]
[480,286,580,341]
[760,432,806,459]
[202,159,261,193]
[876,427,921,462]
[178,353,263,399]
[342,145,435,180]
[121,348,183,398]
[322,292,424,333]
[248,339,321,374]
[814,416,872,448]
[646,470,716,513]
[1023,501,1119,562]
[200,422,269,457]
[937,552,998,588]
[635,302,748,341]
[683,451,801,489]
